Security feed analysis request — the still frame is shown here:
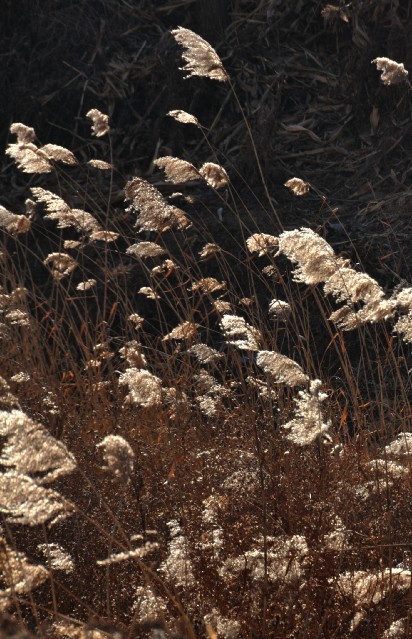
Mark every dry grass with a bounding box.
[0,27,411,639]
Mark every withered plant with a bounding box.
[0,27,411,639]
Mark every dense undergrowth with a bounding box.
[1,22,412,639]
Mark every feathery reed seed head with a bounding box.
[43,253,78,280]
[154,156,199,183]
[268,298,291,320]
[0,409,76,482]
[168,109,201,127]
[199,162,230,189]
[278,227,339,285]
[0,471,75,525]
[187,344,224,364]
[284,177,310,196]
[9,123,36,144]
[162,321,199,341]
[256,351,309,386]
[38,543,74,572]
[0,537,48,610]
[97,435,135,485]
[86,109,110,137]
[125,177,190,232]
[119,368,162,407]
[220,314,261,351]
[282,379,332,446]
[246,233,278,256]
[171,27,229,82]
[0,205,31,235]
[127,242,167,259]
[372,57,409,85]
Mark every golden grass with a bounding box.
[0,29,411,639]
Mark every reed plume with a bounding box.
[86,108,110,137]
[171,27,229,82]
[372,57,409,85]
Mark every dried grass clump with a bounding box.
[194,371,228,400]
[97,543,158,567]
[126,242,167,259]
[171,27,229,82]
[365,458,408,480]
[85,342,114,370]
[212,299,232,314]
[199,242,223,259]
[194,369,231,416]
[203,610,240,639]
[139,286,160,300]
[219,534,308,586]
[39,144,77,165]
[155,156,229,189]
[0,287,30,329]
[382,618,409,638]
[76,278,96,291]
[128,313,145,329]
[326,270,395,329]
[119,340,147,368]
[87,159,113,170]
[9,123,36,144]
[323,517,349,552]
[392,287,412,342]
[6,140,52,174]
[162,321,199,341]
[159,520,195,588]
[384,432,412,459]
[324,266,385,305]
[191,277,226,293]
[276,227,412,340]
[133,584,169,626]
[0,404,76,527]
[0,377,21,411]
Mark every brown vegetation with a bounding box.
[1,3,412,638]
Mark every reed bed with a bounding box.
[0,28,411,639]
